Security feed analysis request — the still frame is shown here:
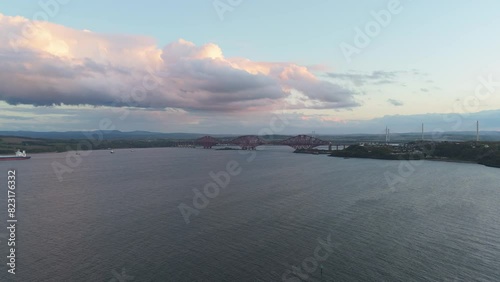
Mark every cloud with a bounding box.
[2,100,500,134]
[387,99,404,106]
[0,13,358,112]
[326,70,405,86]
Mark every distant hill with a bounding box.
[319,131,500,142]
[0,130,499,142]
[0,131,208,140]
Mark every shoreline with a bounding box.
[330,155,499,169]
[4,146,500,169]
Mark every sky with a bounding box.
[0,0,500,134]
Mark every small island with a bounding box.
[330,141,500,168]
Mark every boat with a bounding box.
[110,149,114,154]
[0,150,31,161]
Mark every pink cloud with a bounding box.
[0,13,359,112]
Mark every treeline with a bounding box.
[431,142,498,161]
[330,145,423,160]
[71,139,178,151]
[0,137,178,154]
[330,142,500,168]
[478,152,500,168]
[419,141,500,168]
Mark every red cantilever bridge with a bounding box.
[194,135,331,150]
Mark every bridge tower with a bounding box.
[230,135,266,150]
[195,136,220,149]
